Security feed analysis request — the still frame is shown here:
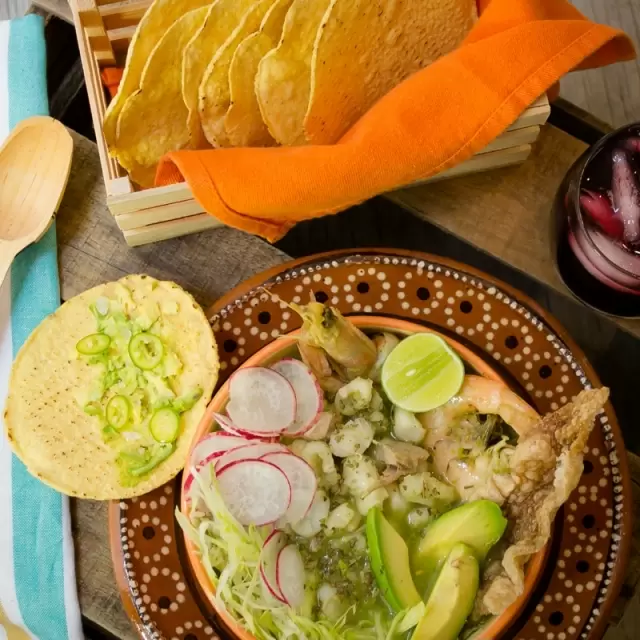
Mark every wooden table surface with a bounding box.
[54,125,640,640]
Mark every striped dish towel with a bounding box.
[0,15,82,640]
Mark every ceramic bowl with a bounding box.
[181,316,549,640]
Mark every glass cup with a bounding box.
[552,122,640,317]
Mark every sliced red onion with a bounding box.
[612,150,640,245]
[580,190,624,240]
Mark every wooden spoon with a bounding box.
[0,116,73,286]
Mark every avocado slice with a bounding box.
[366,507,421,612]
[412,543,479,640]
[415,500,507,578]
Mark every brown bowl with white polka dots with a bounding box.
[109,249,631,640]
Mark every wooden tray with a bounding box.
[109,249,631,640]
[69,0,551,246]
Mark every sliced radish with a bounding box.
[212,412,248,438]
[227,367,296,436]
[213,412,279,441]
[215,442,289,470]
[276,544,306,608]
[185,434,249,499]
[262,452,317,525]
[216,459,291,526]
[183,469,199,500]
[190,432,247,467]
[260,530,287,603]
[271,359,323,436]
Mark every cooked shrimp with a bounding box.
[420,375,539,441]
[297,342,344,394]
[292,297,377,385]
[369,332,400,382]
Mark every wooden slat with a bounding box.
[115,198,204,230]
[106,176,134,197]
[123,212,221,245]
[74,0,115,64]
[70,0,120,184]
[478,126,539,155]
[423,144,532,183]
[107,24,135,42]
[99,0,149,30]
[107,181,194,214]
[506,94,550,131]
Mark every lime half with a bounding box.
[381,333,464,412]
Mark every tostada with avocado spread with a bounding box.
[4,274,218,499]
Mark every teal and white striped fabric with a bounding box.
[0,15,82,640]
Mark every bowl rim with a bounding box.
[180,315,549,640]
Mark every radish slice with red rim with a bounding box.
[270,359,323,436]
[227,368,296,436]
[216,459,291,526]
[190,432,248,467]
[261,452,317,524]
[214,412,278,441]
[215,442,289,470]
[212,413,250,438]
[276,544,306,608]
[260,530,287,603]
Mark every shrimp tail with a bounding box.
[292,295,377,380]
[298,341,345,394]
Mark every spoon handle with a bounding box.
[0,240,19,287]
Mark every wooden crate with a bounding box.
[70,0,551,247]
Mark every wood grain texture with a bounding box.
[72,500,135,639]
[562,0,640,127]
[0,117,73,285]
[56,130,288,307]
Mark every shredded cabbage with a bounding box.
[177,466,393,639]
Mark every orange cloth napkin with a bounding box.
[156,0,635,242]
[101,68,123,99]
